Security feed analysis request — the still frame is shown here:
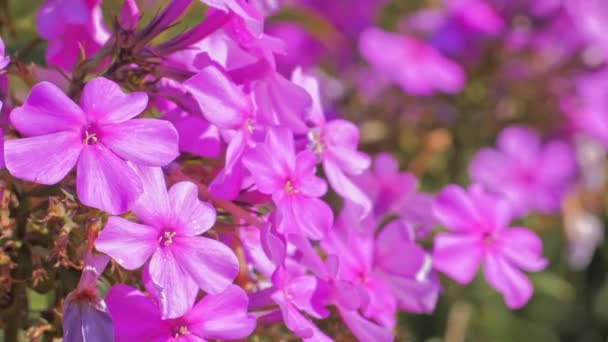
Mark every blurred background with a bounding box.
[2,0,608,341]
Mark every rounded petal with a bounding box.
[432,233,483,284]
[101,118,179,166]
[324,160,371,219]
[497,126,541,162]
[168,181,216,235]
[482,252,534,309]
[184,66,251,128]
[433,185,481,232]
[498,227,548,272]
[81,77,148,124]
[468,148,511,189]
[185,285,256,340]
[76,144,143,214]
[149,248,200,319]
[5,132,81,185]
[130,165,172,225]
[95,217,158,270]
[324,119,361,151]
[289,196,333,240]
[10,81,85,136]
[173,236,239,294]
[538,141,577,183]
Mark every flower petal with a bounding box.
[432,233,483,284]
[433,185,481,232]
[95,217,158,270]
[130,165,172,225]
[498,227,548,272]
[185,285,256,340]
[5,132,81,185]
[76,144,143,214]
[10,82,85,136]
[287,196,333,240]
[101,118,179,166]
[324,159,371,219]
[482,252,534,309]
[149,248,199,319]
[81,77,148,124]
[173,236,239,294]
[168,181,216,235]
[185,65,251,128]
[338,308,393,342]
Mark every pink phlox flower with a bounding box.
[292,68,372,219]
[106,284,256,341]
[242,128,333,240]
[432,184,548,308]
[36,0,110,71]
[95,166,239,319]
[5,77,179,214]
[0,36,10,71]
[359,27,465,95]
[469,125,577,217]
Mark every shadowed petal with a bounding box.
[149,248,199,319]
[130,166,172,225]
[76,144,143,214]
[105,285,169,341]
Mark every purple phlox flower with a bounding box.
[5,77,179,214]
[106,284,255,341]
[432,184,548,308]
[36,0,110,71]
[292,68,372,219]
[469,125,577,217]
[242,128,333,240]
[95,166,239,318]
[358,27,465,96]
[0,36,10,71]
[63,253,113,342]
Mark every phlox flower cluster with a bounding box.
[0,0,601,341]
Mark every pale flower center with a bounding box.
[158,230,177,247]
[284,180,298,195]
[83,130,98,145]
[171,325,190,338]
